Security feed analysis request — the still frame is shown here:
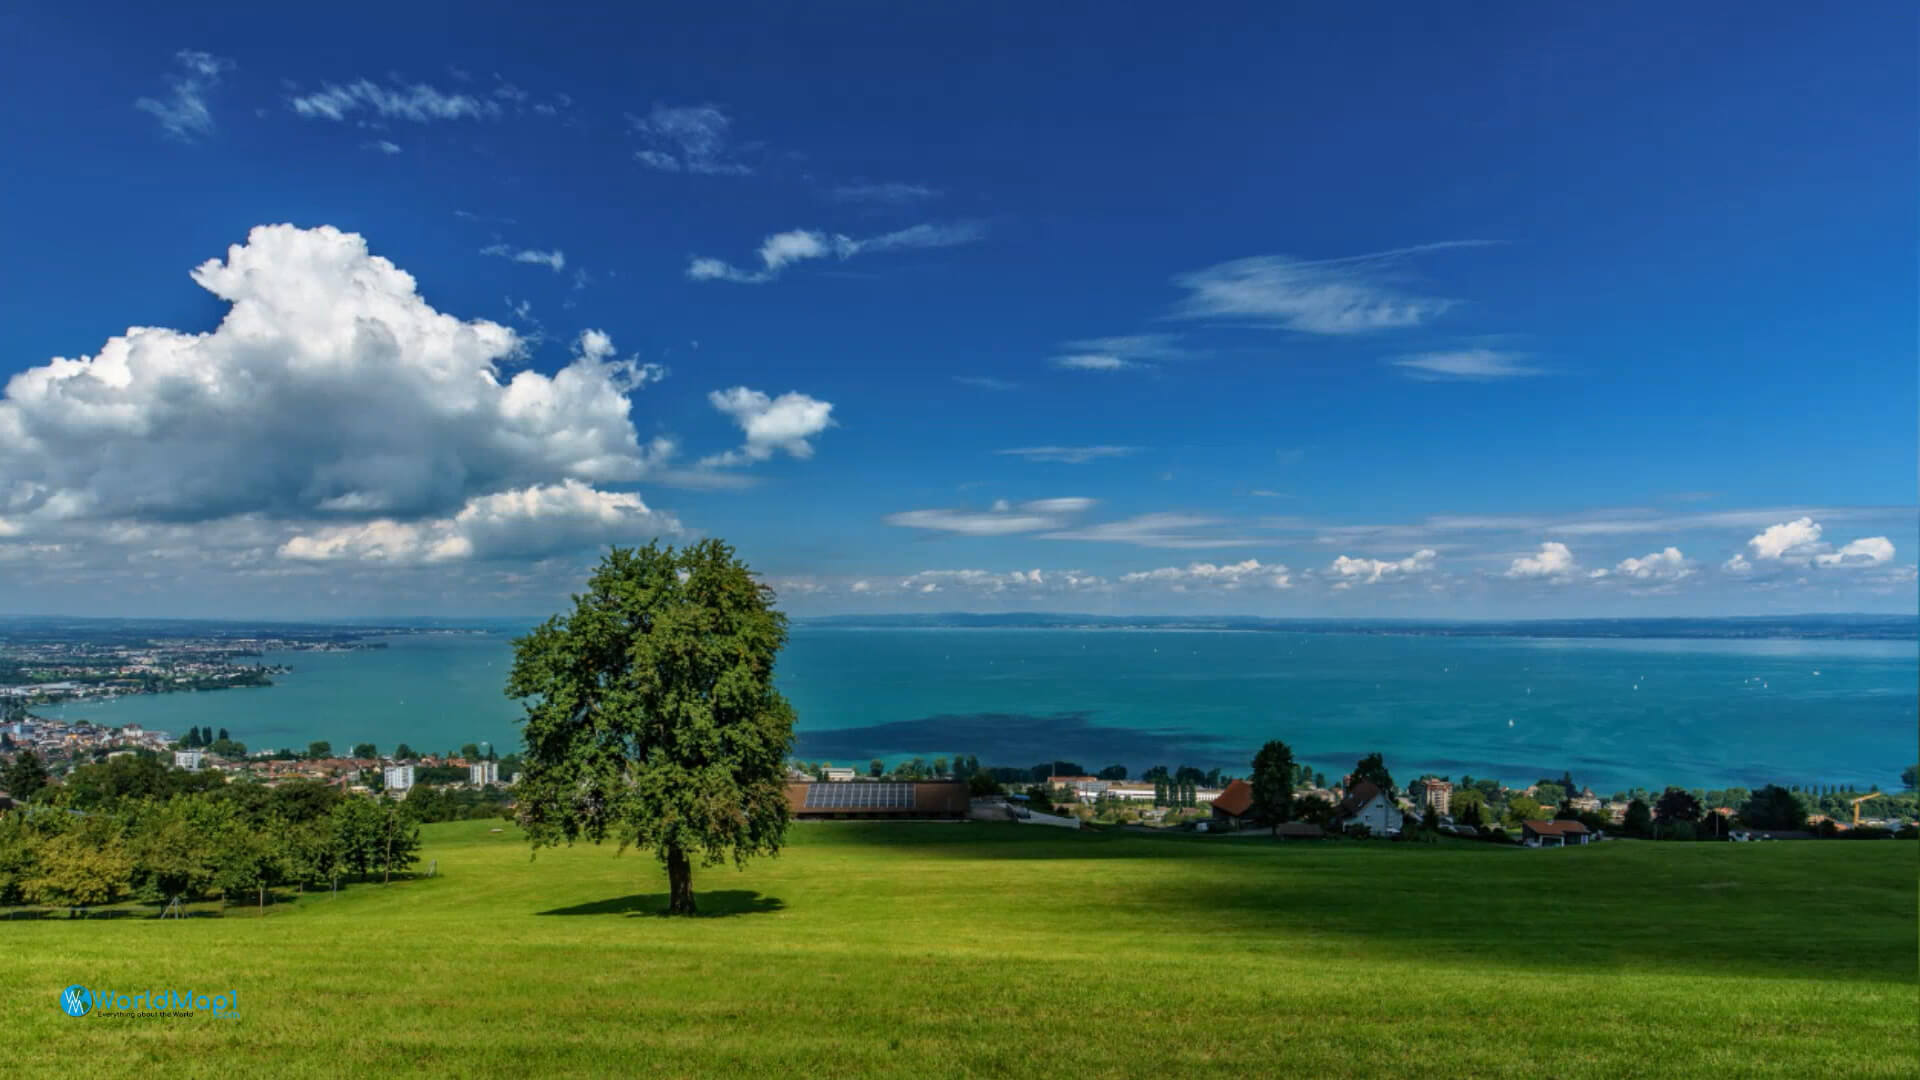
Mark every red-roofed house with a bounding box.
[1210,778,1255,829]
[1521,820,1592,847]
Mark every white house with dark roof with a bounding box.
[1331,781,1398,835]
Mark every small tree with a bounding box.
[392,743,416,761]
[510,542,796,916]
[307,741,333,761]
[1623,798,1653,835]
[1249,740,1296,827]
[28,815,133,908]
[351,743,377,759]
[1154,778,1167,807]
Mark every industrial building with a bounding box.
[784,780,970,820]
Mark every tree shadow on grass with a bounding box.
[537,890,785,918]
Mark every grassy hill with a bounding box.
[6,821,1915,1077]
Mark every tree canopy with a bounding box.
[508,541,796,915]
[1739,785,1807,831]
[1348,752,1394,795]
[1249,740,1296,827]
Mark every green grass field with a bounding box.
[6,821,1915,1077]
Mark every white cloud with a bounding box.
[1611,547,1693,581]
[628,104,753,175]
[135,50,234,141]
[700,387,835,466]
[996,446,1136,464]
[885,498,1094,536]
[1740,517,1895,570]
[362,140,403,155]
[1722,553,1753,575]
[481,244,566,272]
[1748,517,1824,561]
[278,480,679,564]
[1054,354,1135,371]
[897,568,1107,595]
[1172,242,1490,334]
[1329,548,1438,585]
[1121,558,1291,590]
[289,80,501,123]
[688,222,983,284]
[0,225,666,527]
[1505,541,1578,579]
[1391,349,1542,380]
[1051,334,1186,372]
[1814,536,1895,568]
[831,182,941,204]
[1041,513,1260,549]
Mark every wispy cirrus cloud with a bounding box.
[135,50,234,141]
[481,244,565,272]
[831,181,942,205]
[688,222,983,284]
[995,446,1136,464]
[953,375,1018,391]
[885,498,1096,537]
[1391,349,1543,380]
[1041,513,1262,550]
[1173,241,1493,334]
[629,103,754,175]
[1050,333,1188,372]
[290,79,501,123]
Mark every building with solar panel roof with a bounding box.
[784,780,971,820]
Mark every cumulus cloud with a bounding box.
[995,446,1136,464]
[1609,547,1693,581]
[700,387,835,466]
[1172,242,1490,334]
[1740,517,1895,570]
[290,80,501,123]
[1391,349,1542,380]
[0,225,667,527]
[687,222,983,283]
[885,498,1095,536]
[1814,536,1895,568]
[896,568,1107,594]
[1121,558,1291,590]
[135,50,234,141]
[1505,541,1578,579]
[1329,548,1437,586]
[629,104,753,175]
[481,244,566,272]
[278,480,678,564]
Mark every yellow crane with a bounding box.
[1849,793,1884,827]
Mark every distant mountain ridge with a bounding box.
[796,612,1919,640]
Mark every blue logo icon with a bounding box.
[60,985,92,1017]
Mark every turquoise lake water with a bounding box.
[37,628,1918,792]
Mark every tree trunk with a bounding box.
[666,846,696,915]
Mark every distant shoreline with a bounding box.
[794,614,1919,641]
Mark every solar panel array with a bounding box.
[803,782,917,809]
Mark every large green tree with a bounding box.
[1740,785,1808,831]
[1348,752,1395,796]
[1249,740,1295,827]
[3,749,50,800]
[508,542,797,915]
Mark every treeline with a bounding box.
[0,759,420,910]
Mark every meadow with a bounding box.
[5,820,1915,1077]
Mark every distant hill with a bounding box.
[796,612,1918,640]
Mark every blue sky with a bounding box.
[1,2,1914,617]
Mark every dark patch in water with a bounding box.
[795,711,1237,767]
